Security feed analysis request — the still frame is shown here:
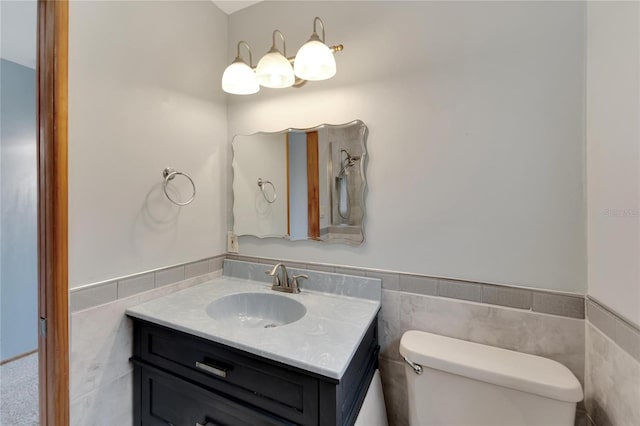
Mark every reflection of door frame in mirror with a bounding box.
[306,131,320,239]
[37,0,69,424]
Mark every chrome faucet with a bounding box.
[267,263,289,289]
[266,263,308,294]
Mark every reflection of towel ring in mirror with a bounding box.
[162,167,196,206]
[257,178,277,204]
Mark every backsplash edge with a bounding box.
[227,254,586,320]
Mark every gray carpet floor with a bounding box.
[0,352,39,426]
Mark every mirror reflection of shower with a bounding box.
[336,149,360,220]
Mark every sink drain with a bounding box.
[264,323,277,328]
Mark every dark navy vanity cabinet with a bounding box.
[130,317,379,426]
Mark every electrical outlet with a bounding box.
[227,231,239,253]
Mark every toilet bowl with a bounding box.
[354,370,389,426]
[400,331,583,426]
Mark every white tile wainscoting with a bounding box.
[585,299,640,426]
[69,256,224,426]
[69,254,640,426]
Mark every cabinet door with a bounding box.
[138,365,295,426]
[135,321,319,425]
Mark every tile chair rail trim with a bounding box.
[69,252,587,320]
[69,255,225,312]
[227,253,585,319]
[586,296,640,363]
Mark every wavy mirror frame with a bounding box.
[231,120,368,246]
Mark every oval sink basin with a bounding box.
[206,292,306,329]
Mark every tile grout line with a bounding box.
[69,368,134,403]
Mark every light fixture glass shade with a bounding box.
[256,51,294,88]
[222,60,259,95]
[294,39,336,81]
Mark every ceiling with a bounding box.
[0,1,259,70]
[0,0,38,69]
[212,1,263,15]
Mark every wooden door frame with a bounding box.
[37,0,69,424]
[306,131,320,239]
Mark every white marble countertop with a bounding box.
[126,276,380,379]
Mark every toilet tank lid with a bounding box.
[399,330,583,403]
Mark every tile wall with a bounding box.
[69,255,225,426]
[585,298,640,426]
[70,253,640,426]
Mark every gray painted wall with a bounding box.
[0,58,38,361]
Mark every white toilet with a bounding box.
[400,330,583,426]
[354,370,389,426]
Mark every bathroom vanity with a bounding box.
[127,262,381,426]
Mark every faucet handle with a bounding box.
[290,274,309,293]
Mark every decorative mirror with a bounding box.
[232,120,367,245]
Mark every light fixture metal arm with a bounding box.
[313,16,326,43]
[236,40,254,67]
[271,29,287,56]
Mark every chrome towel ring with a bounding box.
[162,167,196,206]
[257,178,277,203]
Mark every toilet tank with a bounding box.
[400,331,583,426]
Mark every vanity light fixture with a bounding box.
[256,30,295,89]
[294,17,336,81]
[222,17,343,95]
[221,41,260,95]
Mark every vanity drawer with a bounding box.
[133,321,319,426]
[137,363,293,426]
